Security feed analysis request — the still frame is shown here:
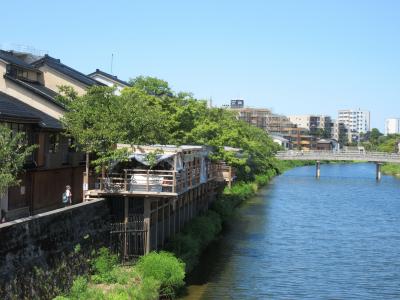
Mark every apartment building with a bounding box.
[231,107,272,131]
[338,109,370,142]
[331,120,348,146]
[288,115,332,136]
[0,50,103,221]
[280,127,316,150]
[228,100,295,134]
[385,118,400,135]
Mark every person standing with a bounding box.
[62,185,72,207]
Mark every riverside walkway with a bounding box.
[276,150,400,180]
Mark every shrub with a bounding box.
[136,251,185,297]
[69,276,88,299]
[91,247,119,284]
[166,234,201,272]
[126,277,160,300]
[183,211,222,249]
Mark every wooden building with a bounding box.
[0,50,104,221]
[87,145,234,259]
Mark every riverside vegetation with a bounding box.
[55,162,307,299]
[52,77,307,299]
[361,130,400,177]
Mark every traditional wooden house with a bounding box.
[86,144,234,259]
[0,50,103,221]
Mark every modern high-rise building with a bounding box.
[338,109,370,133]
[385,118,400,135]
[338,109,370,142]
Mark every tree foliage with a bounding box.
[0,125,36,195]
[361,129,399,152]
[61,86,167,167]
[62,76,280,179]
[129,76,280,179]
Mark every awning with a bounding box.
[128,153,175,166]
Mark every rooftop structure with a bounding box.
[88,69,130,95]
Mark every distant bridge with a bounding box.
[275,150,400,180]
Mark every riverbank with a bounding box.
[166,169,277,274]
[54,161,308,299]
[382,163,400,177]
[54,177,272,300]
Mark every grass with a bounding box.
[54,249,185,300]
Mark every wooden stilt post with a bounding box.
[161,199,165,247]
[124,196,129,260]
[144,199,151,254]
[155,199,158,250]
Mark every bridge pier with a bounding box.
[376,163,382,181]
[316,161,321,178]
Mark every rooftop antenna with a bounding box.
[111,53,114,75]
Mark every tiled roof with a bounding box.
[0,50,38,71]
[88,69,130,86]
[32,55,104,87]
[4,74,64,108]
[0,91,62,129]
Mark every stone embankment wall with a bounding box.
[0,199,111,300]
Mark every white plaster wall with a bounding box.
[0,62,64,119]
[38,65,88,96]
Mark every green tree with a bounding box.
[369,128,383,145]
[56,85,79,107]
[0,125,36,195]
[61,86,167,167]
[127,76,281,180]
[130,76,172,97]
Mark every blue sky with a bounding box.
[1,0,400,130]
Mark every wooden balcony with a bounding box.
[87,165,221,198]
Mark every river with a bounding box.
[183,163,400,300]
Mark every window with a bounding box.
[48,133,60,153]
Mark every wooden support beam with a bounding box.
[124,197,129,260]
[144,199,151,254]
[146,170,150,192]
[161,199,165,247]
[155,199,159,250]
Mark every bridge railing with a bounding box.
[275,150,400,163]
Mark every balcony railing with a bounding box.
[91,162,235,196]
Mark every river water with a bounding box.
[183,163,400,300]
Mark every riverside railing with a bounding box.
[276,150,400,163]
